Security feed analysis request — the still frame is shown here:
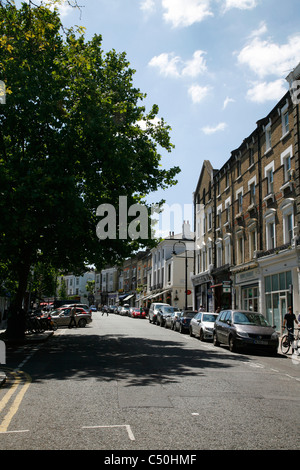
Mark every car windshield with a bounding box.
[202,314,218,322]
[183,312,196,318]
[233,312,270,326]
[160,307,175,313]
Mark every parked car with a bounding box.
[61,303,89,312]
[120,304,130,316]
[189,312,218,341]
[108,305,117,313]
[213,310,279,354]
[156,305,175,327]
[149,302,170,324]
[164,311,177,329]
[174,310,197,333]
[50,307,92,328]
[130,308,146,319]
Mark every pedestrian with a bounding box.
[215,306,221,313]
[198,305,205,312]
[283,306,298,353]
[68,306,77,328]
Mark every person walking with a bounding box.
[68,306,77,328]
[283,306,298,353]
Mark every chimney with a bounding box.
[182,220,191,239]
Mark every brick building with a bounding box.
[192,63,300,330]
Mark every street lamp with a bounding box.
[172,240,187,310]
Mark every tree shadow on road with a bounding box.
[26,330,251,387]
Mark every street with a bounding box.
[0,311,299,452]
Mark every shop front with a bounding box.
[191,272,213,312]
[232,265,260,312]
[211,266,232,311]
[258,247,300,332]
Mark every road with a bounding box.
[0,311,299,452]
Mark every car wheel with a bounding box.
[78,318,87,328]
[228,335,236,352]
[213,332,220,346]
[199,329,204,341]
[189,327,194,337]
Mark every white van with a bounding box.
[149,302,170,324]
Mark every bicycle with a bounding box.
[280,327,300,355]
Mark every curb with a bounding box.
[0,331,54,387]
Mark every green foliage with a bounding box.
[0,1,180,324]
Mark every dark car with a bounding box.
[213,310,279,354]
[174,310,197,333]
[156,305,175,327]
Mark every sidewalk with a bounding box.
[0,329,54,387]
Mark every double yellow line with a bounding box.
[0,369,32,433]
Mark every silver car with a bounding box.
[213,310,278,354]
[50,307,92,328]
[189,312,218,341]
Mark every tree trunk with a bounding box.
[5,256,32,340]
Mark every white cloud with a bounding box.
[140,0,156,14]
[246,79,287,103]
[182,50,207,77]
[202,122,227,134]
[248,20,267,39]
[148,53,181,78]
[223,0,258,11]
[223,96,235,109]
[238,33,300,79]
[162,0,213,28]
[188,84,211,103]
[149,50,207,78]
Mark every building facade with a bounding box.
[192,67,300,330]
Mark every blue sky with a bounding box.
[22,0,300,235]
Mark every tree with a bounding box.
[0,1,180,337]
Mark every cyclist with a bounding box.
[283,306,298,353]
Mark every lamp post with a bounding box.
[172,240,187,310]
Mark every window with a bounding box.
[216,240,222,268]
[225,197,231,224]
[281,102,289,136]
[236,160,241,178]
[267,168,274,194]
[242,287,259,311]
[217,204,222,229]
[236,233,244,264]
[264,210,276,250]
[264,161,274,196]
[248,177,256,206]
[225,172,229,188]
[224,235,231,265]
[207,207,212,231]
[202,247,206,272]
[265,121,272,152]
[281,145,293,182]
[248,228,257,259]
[249,148,254,167]
[236,188,243,214]
[280,199,294,245]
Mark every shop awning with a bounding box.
[123,294,134,301]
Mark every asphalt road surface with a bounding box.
[0,311,299,453]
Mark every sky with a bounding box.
[20,0,300,236]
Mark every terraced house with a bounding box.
[192,63,300,331]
